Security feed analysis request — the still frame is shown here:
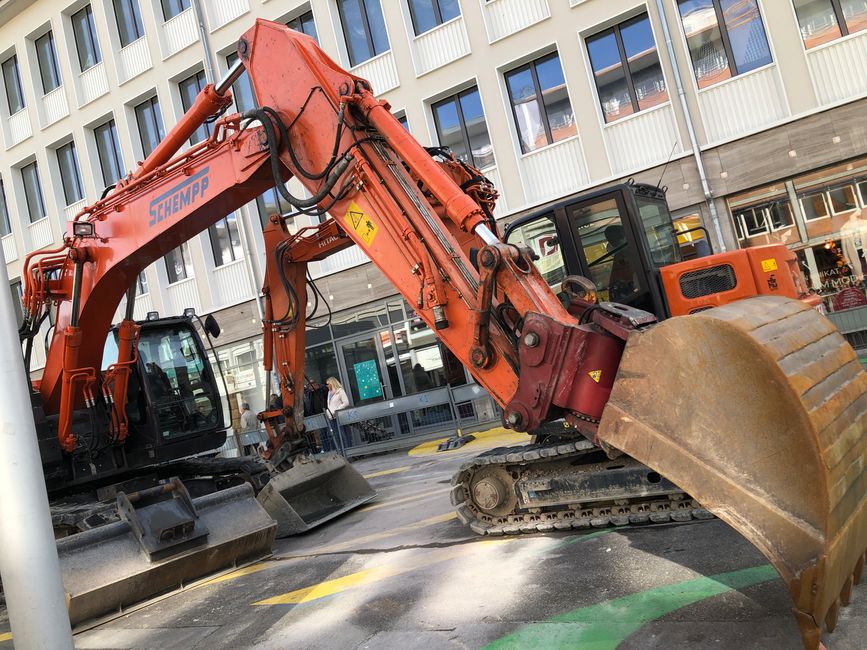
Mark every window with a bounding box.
[287,10,319,43]
[71,5,102,71]
[255,187,292,227]
[828,185,858,214]
[136,271,149,295]
[225,52,256,112]
[160,0,190,21]
[337,0,389,66]
[800,192,830,221]
[134,96,164,158]
[408,0,460,35]
[587,13,668,123]
[505,52,577,154]
[113,0,145,48]
[94,118,125,186]
[505,215,567,287]
[165,244,193,283]
[432,87,494,169]
[21,162,46,224]
[208,214,243,266]
[396,113,409,130]
[35,31,62,94]
[676,0,772,89]
[0,178,11,237]
[178,71,209,144]
[793,0,867,48]
[859,180,867,206]
[2,56,25,114]
[56,142,84,206]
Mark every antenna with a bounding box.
[655,140,679,192]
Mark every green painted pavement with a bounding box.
[485,564,778,650]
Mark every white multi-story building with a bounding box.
[2,0,867,447]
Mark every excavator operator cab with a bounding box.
[100,316,226,468]
[504,183,682,319]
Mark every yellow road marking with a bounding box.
[198,561,272,586]
[408,427,527,457]
[358,487,449,513]
[0,632,11,642]
[363,466,410,479]
[256,538,508,606]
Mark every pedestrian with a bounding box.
[325,377,349,453]
[239,402,257,431]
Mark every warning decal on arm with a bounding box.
[588,370,602,383]
[344,202,379,246]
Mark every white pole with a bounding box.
[0,263,74,649]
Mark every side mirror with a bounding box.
[204,314,221,339]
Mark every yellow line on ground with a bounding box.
[358,487,449,513]
[255,538,508,606]
[198,561,272,586]
[362,466,411,479]
[407,426,528,457]
[0,632,11,642]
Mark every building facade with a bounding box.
[2,0,867,447]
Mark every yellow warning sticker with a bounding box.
[588,370,602,384]
[761,258,778,272]
[344,202,379,246]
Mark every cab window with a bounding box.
[569,198,641,303]
[506,215,567,289]
[636,195,680,267]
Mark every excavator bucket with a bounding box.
[58,483,276,626]
[257,452,376,537]
[597,296,866,650]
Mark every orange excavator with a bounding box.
[17,20,864,647]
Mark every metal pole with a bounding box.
[654,0,727,252]
[0,265,74,649]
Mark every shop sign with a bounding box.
[228,368,257,392]
[831,288,867,311]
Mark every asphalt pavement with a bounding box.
[1,428,864,649]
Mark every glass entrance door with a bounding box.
[339,334,391,406]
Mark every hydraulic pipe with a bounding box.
[0,261,74,648]
[130,79,234,182]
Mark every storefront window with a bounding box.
[795,158,867,240]
[727,183,800,248]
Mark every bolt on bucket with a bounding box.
[257,451,376,537]
[58,483,276,626]
[596,296,866,650]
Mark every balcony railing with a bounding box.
[161,8,197,58]
[519,137,588,205]
[806,31,867,106]
[119,36,152,83]
[697,65,787,145]
[63,199,87,223]
[41,86,69,126]
[7,108,32,147]
[27,217,54,251]
[411,17,470,77]
[481,0,550,44]
[603,104,681,176]
[212,258,252,307]
[208,0,249,31]
[351,51,400,95]
[2,234,17,263]
[78,62,109,106]
[166,277,201,316]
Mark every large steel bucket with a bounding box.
[597,296,866,649]
[58,483,276,626]
[257,452,376,537]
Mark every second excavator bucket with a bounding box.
[597,296,866,650]
[257,451,376,537]
[58,483,276,626]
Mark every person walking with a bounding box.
[325,377,349,453]
[239,402,257,431]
